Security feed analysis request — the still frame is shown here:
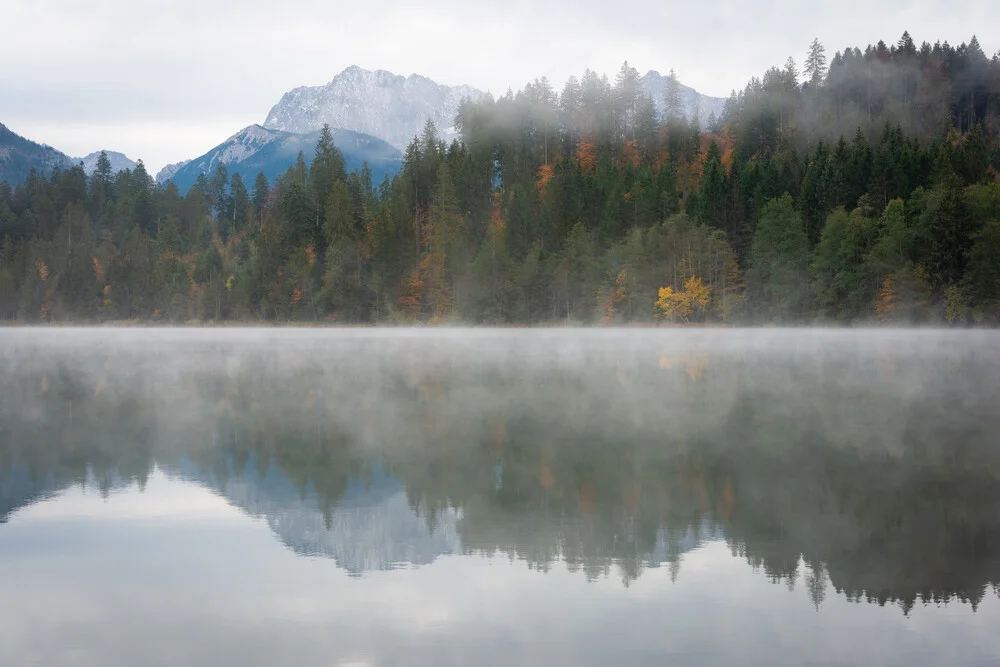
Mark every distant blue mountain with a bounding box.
[165,124,402,194]
[0,122,73,186]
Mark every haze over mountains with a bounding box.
[2,65,726,189]
[642,70,727,122]
[263,65,726,152]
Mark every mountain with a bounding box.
[640,70,728,124]
[0,122,73,186]
[176,458,460,574]
[263,65,485,150]
[165,124,403,194]
[74,150,136,176]
[155,159,191,184]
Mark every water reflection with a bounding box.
[2,328,1000,621]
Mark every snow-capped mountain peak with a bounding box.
[263,66,486,150]
[224,123,280,148]
[216,124,283,164]
[155,159,191,184]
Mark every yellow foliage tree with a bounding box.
[655,286,680,320]
[655,276,711,322]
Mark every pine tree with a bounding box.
[252,172,270,221]
[311,124,347,215]
[635,95,660,163]
[896,31,916,57]
[560,76,582,152]
[784,57,799,85]
[132,160,156,233]
[804,38,828,87]
[229,172,249,236]
[699,141,730,233]
[747,195,810,320]
[924,170,975,287]
[210,164,230,219]
[663,69,683,122]
[323,180,354,246]
[95,151,114,191]
[614,61,642,140]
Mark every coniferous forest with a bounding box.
[2,33,1000,325]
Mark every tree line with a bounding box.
[1,31,999,324]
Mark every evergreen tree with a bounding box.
[229,172,249,236]
[747,195,811,320]
[252,172,270,220]
[92,150,115,209]
[311,124,347,216]
[614,61,642,140]
[663,69,683,122]
[699,141,730,233]
[923,171,976,287]
[210,163,230,219]
[804,38,828,87]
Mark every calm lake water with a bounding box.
[1,328,1000,667]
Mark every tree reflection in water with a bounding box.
[1,329,998,612]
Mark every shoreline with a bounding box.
[0,320,992,330]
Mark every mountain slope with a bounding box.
[0,122,73,186]
[263,66,484,150]
[155,160,191,184]
[640,71,728,123]
[75,151,137,176]
[166,124,402,194]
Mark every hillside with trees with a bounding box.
[2,32,999,324]
[0,122,73,188]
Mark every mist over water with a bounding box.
[2,328,999,666]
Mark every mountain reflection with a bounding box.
[1,329,999,612]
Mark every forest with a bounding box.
[2,32,1000,324]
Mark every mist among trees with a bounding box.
[2,32,999,324]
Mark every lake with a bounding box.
[1,328,999,667]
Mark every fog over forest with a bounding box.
[2,32,1000,325]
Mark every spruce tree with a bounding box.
[252,172,269,219]
[663,69,683,122]
[210,164,229,219]
[229,172,249,235]
[804,38,828,87]
[95,151,114,190]
[311,124,347,215]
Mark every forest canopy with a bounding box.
[2,32,999,325]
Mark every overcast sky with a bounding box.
[2,0,997,173]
